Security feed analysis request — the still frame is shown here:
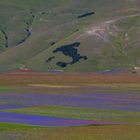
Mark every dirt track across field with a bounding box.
[0,72,140,86]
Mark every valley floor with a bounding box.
[0,72,140,139]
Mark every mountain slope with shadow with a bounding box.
[0,0,139,72]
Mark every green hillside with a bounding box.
[0,0,139,72]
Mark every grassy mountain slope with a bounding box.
[0,0,139,72]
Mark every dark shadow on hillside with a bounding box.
[46,56,55,63]
[78,11,95,18]
[1,30,8,48]
[17,12,35,45]
[52,42,87,68]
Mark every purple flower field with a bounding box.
[0,86,140,126]
[0,112,121,127]
[0,91,140,111]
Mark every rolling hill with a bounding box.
[0,0,140,72]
